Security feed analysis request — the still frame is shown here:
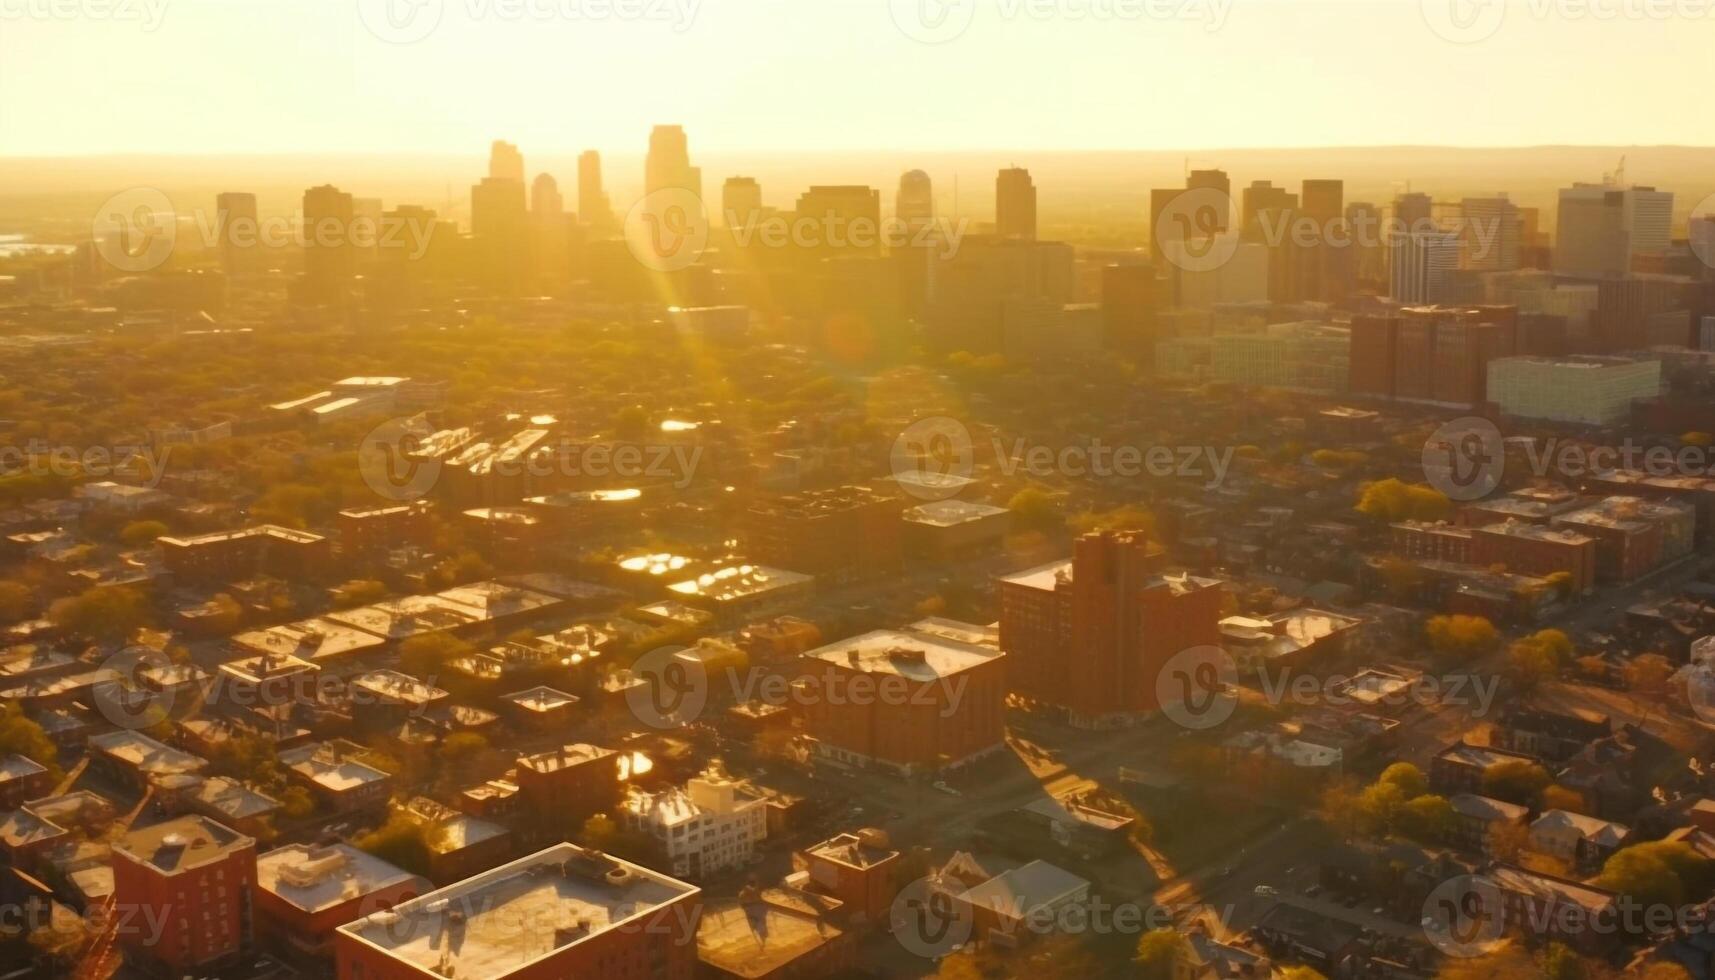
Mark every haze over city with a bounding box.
[7,2,1715,980]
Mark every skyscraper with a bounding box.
[722,177,763,228]
[1346,201,1387,286]
[794,185,882,256]
[578,150,614,232]
[489,140,524,183]
[1241,180,1296,242]
[1555,183,1674,279]
[215,192,258,277]
[645,125,702,200]
[897,170,934,226]
[1391,230,1461,304]
[1459,195,1522,272]
[1188,169,1231,232]
[996,167,1037,241]
[302,184,355,302]
[532,173,564,216]
[472,176,528,293]
[1393,192,1434,233]
[1298,179,1346,301]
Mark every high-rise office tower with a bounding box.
[1346,201,1387,286]
[1301,179,1343,222]
[1101,263,1165,365]
[722,177,763,228]
[1188,169,1231,232]
[215,192,258,277]
[489,140,525,183]
[532,173,564,216]
[578,150,614,231]
[472,176,528,293]
[1555,182,1674,279]
[1393,192,1434,234]
[1241,180,1296,241]
[996,167,1037,241]
[1297,179,1346,301]
[1391,230,1461,304]
[794,185,882,256]
[1459,195,1522,272]
[302,184,355,301]
[645,125,702,200]
[897,170,934,226]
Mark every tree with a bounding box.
[1279,969,1327,980]
[357,812,440,878]
[119,520,170,548]
[1509,640,1559,692]
[1542,785,1587,815]
[203,593,243,634]
[0,580,32,624]
[1379,762,1428,799]
[1356,478,1452,522]
[1358,780,1408,835]
[1487,820,1529,862]
[1596,841,1715,910]
[1624,654,1675,696]
[0,702,59,775]
[1634,964,1693,980]
[1482,760,1551,807]
[333,579,389,608]
[1399,794,1457,844]
[1134,928,1188,980]
[278,785,315,821]
[1427,615,1500,663]
[398,632,476,676]
[1008,488,1060,531]
[49,586,151,642]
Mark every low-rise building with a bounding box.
[335,845,701,980]
[797,629,1007,777]
[622,762,768,880]
[112,815,256,976]
[255,842,429,962]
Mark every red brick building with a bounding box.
[798,630,1006,777]
[334,845,700,980]
[1469,521,1599,594]
[158,525,331,584]
[794,829,900,928]
[745,485,903,584]
[513,743,622,825]
[112,815,257,976]
[336,503,433,561]
[999,531,1224,728]
[255,842,428,962]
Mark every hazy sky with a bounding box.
[4,0,1714,156]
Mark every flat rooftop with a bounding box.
[339,845,697,977]
[803,629,1003,681]
[669,565,811,603]
[904,499,1010,528]
[697,902,843,979]
[115,815,249,874]
[232,619,386,662]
